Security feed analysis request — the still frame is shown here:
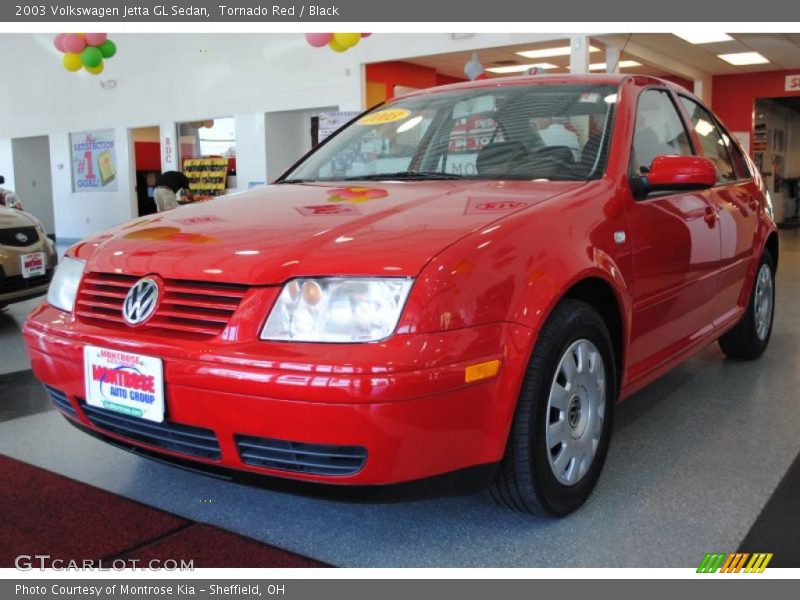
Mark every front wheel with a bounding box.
[490,299,616,516]
[718,251,775,360]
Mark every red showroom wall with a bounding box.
[712,69,800,152]
[366,61,466,105]
[134,142,161,171]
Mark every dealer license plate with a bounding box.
[84,346,165,423]
[20,252,46,279]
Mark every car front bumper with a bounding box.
[0,239,57,304]
[24,303,533,485]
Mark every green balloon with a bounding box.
[99,39,116,59]
[81,46,103,68]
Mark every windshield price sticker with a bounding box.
[358,109,412,126]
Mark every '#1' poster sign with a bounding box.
[70,129,118,192]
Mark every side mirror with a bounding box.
[0,175,5,184]
[632,155,717,199]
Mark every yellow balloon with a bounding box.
[85,62,104,75]
[333,33,360,49]
[63,52,83,72]
[328,39,347,53]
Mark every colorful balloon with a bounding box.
[53,33,67,52]
[332,33,361,49]
[98,39,117,59]
[62,33,86,53]
[81,46,103,68]
[328,39,347,53]
[85,62,104,75]
[83,33,107,46]
[305,33,333,48]
[62,52,83,72]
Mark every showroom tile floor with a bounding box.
[1,233,799,567]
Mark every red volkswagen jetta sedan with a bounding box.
[25,75,778,516]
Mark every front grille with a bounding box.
[81,401,221,460]
[44,385,77,417]
[0,226,39,247]
[75,273,248,340]
[235,434,367,476]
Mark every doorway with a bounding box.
[10,136,55,239]
[130,126,162,216]
[753,98,800,227]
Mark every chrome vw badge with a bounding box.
[15,232,28,243]
[123,277,159,325]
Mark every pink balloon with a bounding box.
[361,33,372,38]
[62,34,86,53]
[53,33,67,52]
[84,33,107,46]
[305,33,333,48]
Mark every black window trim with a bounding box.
[627,85,701,202]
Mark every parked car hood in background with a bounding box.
[0,205,41,230]
[72,180,587,285]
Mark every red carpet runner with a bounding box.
[0,454,326,568]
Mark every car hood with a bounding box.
[0,205,40,229]
[74,180,586,285]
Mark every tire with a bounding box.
[490,299,617,516]
[718,250,775,360]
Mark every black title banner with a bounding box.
[4,0,800,22]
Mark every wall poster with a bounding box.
[70,129,118,192]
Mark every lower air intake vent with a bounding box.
[81,402,221,460]
[44,385,77,417]
[235,434,366,476]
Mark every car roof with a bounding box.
[393,73,689,102]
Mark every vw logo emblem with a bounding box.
[123,277,159,325]
[15,232,28,243]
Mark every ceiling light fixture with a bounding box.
[515,45,601,59]
[717,51,769,65]
[674,33,733,44]
[486,63,558,74]
[588,60,642,71]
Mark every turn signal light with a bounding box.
[465,359,501,383]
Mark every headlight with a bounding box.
[4,193,22,210]
[261,277,414,342]
[47,256,86,313]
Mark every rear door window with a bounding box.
[678,96,738,183]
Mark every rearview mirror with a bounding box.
[632,155,717,199]
[453,95,496,119]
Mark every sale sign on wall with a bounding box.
[786,74,800,92]
[70,129,118,192]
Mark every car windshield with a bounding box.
[281,83,618,183]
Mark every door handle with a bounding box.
[704,206,719,226]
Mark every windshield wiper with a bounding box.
[277,178,315,184]
[342,171,465,181]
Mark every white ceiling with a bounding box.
[404,33,800,81]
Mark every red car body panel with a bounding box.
[24,74,778,485]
